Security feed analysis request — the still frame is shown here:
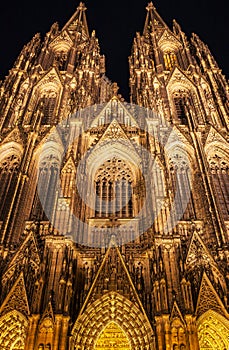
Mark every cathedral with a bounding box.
[0,2,229,349]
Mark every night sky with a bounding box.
[0,0,228,101]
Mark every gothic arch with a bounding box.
[87,140,142,180]
[94,321,131,349]
[166,68,203,124]
[158,31,181,72]
[29,140,63,221]
[197,310,229,350]
[158,30,182,52]
[81,141,144,219]
[205,143,229,221]
[94,158,135,218]
[0,310,28,350]
[166,68,196,94]
[49,30,73,53]
[165,127,195,160]
[70,292,154,350]
[24,69,63,125]
[0,141,23,163]
[205,140,229,163]
[0,142,23,220]
[165,143,196,220]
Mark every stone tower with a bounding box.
[0,2,229,349]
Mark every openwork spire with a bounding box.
[62,1,89,37]
[143,1,168,35]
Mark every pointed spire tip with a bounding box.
[146,2,155,11]
[77,2,87,11]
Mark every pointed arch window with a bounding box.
[169,153,195,220]
[209,154,229,221]
[164,51,177,71]
[94,158,134,219]
[173,91,189,125]
[0,153,20,220]
[40,90,58,125]
[31,153,60,221]
[54,50,68,71]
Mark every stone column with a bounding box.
[185,315,200,350]
[163,315,171,350]
[155,316,164,350]
[53,315,62,350]
[25,314,40,350]
[59,316,70,350]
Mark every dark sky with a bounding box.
[0,0,228,101]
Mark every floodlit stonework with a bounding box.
[0,2,229,349]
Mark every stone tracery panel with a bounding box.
[0,311,28,350]
[169,151,195,221]
[31,152,61,221]
[71,292,154,350]
[0,149,21,220]
[94,322,131,350]
[94,158,134,219]
[197,310,229,350]
[208,151,229,221]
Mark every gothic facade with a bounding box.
[0,2,229,349]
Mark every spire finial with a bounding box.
[77,2,87,11]
[146,2,155,11]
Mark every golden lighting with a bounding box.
[164,52,177,70]
[197,311,229,350]
[95,322,131,350]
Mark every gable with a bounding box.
[79,239,145,316]
[196,273,228,319]
[0,273,30,317]
[2,231,40,283]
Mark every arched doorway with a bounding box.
[0,310,28,350]
[70,292,154,349]
[197,310,229,350]
[94,322,131,349]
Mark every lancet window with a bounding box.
[54,50,68,71]
[0,153,20,220]
[94,158,134,218]
[40,90,58,125]
[164,51,177,71]
[31,153,60,221]
[173,90,190,125]
[209,153,229,220]
[169,153,195,220]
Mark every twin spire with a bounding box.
[62,2,159,37]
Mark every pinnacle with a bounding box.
[111,82,119,97]
[77,2,87,11]
[146,2,156,11]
